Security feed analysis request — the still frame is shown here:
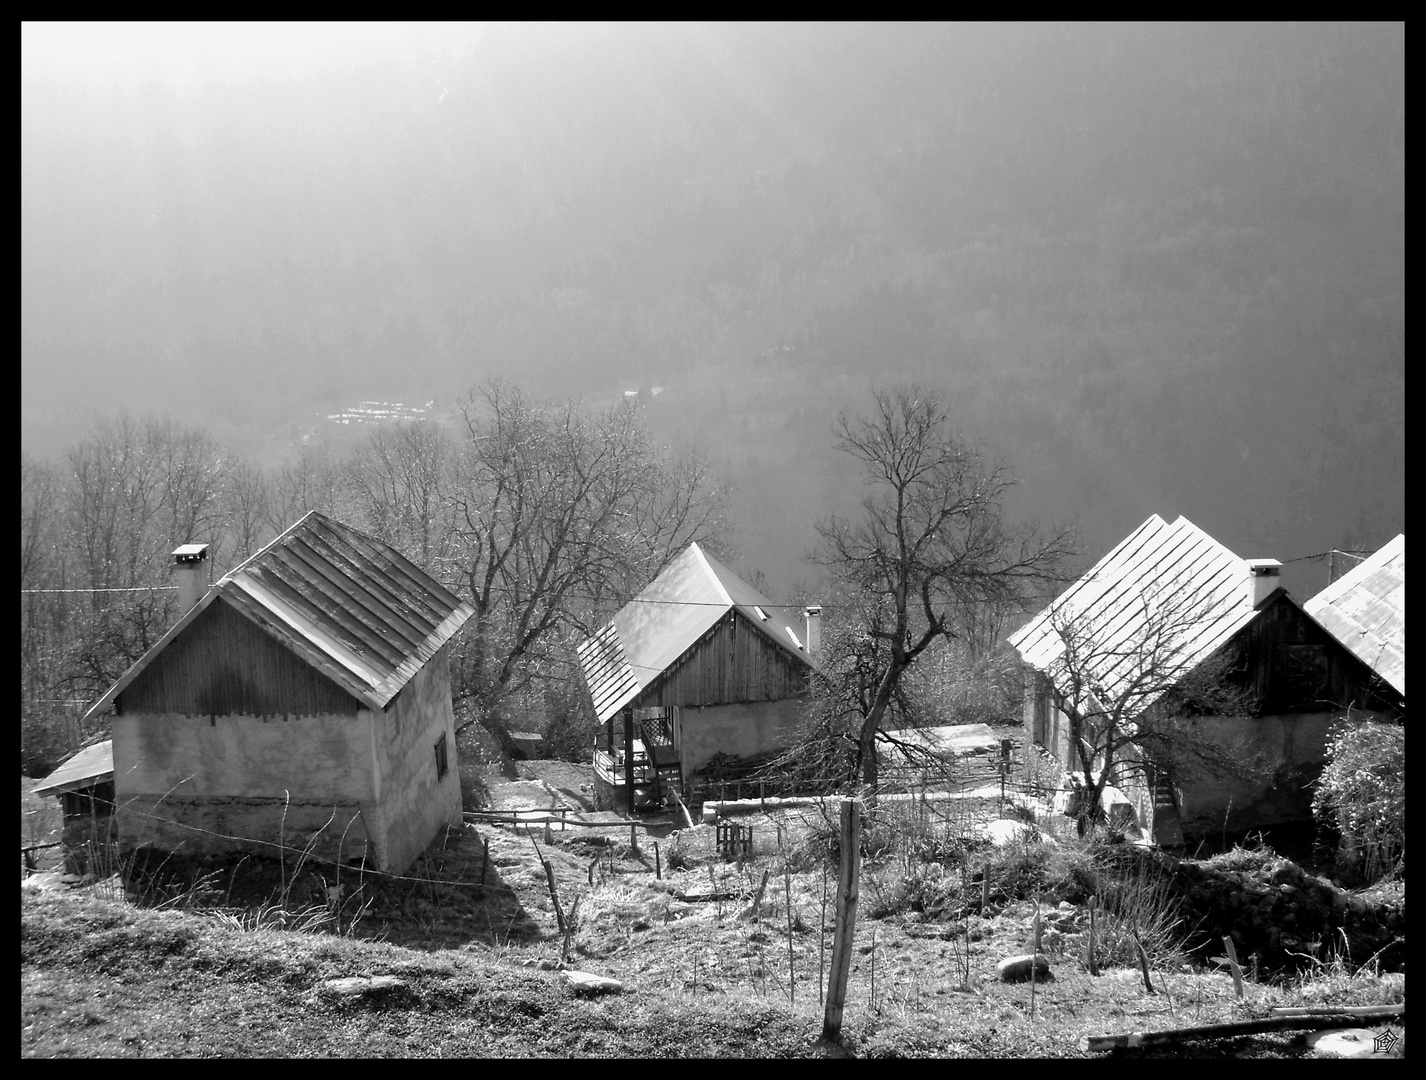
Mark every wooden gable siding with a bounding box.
[635,610,808,709]
[1220,592,1397,715]
[121,598,362,718]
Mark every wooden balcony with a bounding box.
[592,740,681,812]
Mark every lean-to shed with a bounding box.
[32,739,116,873]
[81,511,474,874]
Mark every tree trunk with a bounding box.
[456,708,524,762]
[857,658,908,791]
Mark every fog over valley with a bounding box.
[21,22,1404,598]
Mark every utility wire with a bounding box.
[21,586,179,594]
[1280,548,1372,565]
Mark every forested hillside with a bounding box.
[22,22,1404,596]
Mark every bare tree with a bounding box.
[222,458,275,567]
[150,417,230,553]
[21,454,60,592]
[343,420,456,572]
[1041,586,1264,836]
[22,454,82,774]
[811,385,1074,791]
[448,381,729,755]
[265,442,349,538]
[25,416,234,752]
[66,413,166,596]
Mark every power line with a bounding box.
[1280,548,1372,565]
[21,586,179,594]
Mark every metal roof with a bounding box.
[33,740,114,798]
[1008,514,1264,713]
[1304,534,1405,697]
[577,542,814,723]
[83,512,474,719]
[884,723,1000,758]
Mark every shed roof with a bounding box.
[1304,534,1405,697]
[577,542,813,723]
[33,740,114,798]
[83,512,474,718]
[1008,514,1265,711]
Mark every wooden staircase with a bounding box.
[1148,762,1185,846]
[635,709,683,810]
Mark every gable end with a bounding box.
[122,598,363,718]
[1216,592,1399,715]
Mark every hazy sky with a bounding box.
[21,22,1404,599]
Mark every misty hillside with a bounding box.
[21,22,1404,596]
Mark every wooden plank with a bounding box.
[1083,1005,1404,1052]
[1268,1004,1405,1018]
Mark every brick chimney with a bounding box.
[803,605,822,659]
[1245,558,1282,609]
[172,544,210,613]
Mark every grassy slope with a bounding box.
[21,888,840,1059]
[21,866,1403,1058]
[21,765,1404,1058]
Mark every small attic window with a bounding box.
[786,627,803,650]
[434,731,449,781]
[754,605,769,621]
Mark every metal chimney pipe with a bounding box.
[803,605,822,659]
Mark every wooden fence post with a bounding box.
[1030,900,1041,1019]
[785,865,795,1006]
[533,839,565,934]
[751,868,770,924]
[1087,895,1099,976]
[822,797,862,1045]
[1222,936,1246,1000]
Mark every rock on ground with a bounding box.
[563,970,623,995]
[321,975,408,998]
[996,953,1053,982]
[1306,1028,1393,1059]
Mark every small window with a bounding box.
[434,731,449,781]
[753,605,768,621]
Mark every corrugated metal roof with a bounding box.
[1008,515,1263,713]
[33,740,114,798]
[578,542,814,723]
[1304,534,1405,697]
[83,512,475,719]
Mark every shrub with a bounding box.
[539,681,597,763]
[1203,838,1277,874]
[1091,849,1186,969]
[1311,717,1405,884]
[22,709,91,779]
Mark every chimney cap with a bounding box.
[1245,558,1282,576]
[172,543,210,563]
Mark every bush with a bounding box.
[1311,717,1405,884]
[539,682,597,763]
[22,709,102,779]
[1091,848,1186,968]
